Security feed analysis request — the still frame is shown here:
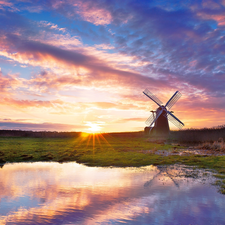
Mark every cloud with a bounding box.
[27,0,114,25]
[0,0,18,11]
[78,101,146,111]
[103,1,225,99]
[74,1,113,25]
[0,97,57,108]
[0,121,84,131]
[0,33,168,93]
[115,117,146,123]
[0,71,22,95]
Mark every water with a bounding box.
[0,162,224,225]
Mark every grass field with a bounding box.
[0,133,173,165]
[1,130,225,194]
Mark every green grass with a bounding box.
[1,134,225,194]
[0,135,173,164]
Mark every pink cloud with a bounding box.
[0,97,64,109]
[28,72,82,93]
[0,71,22,95]
[74,1,112,25]
[49,0,113,25]
[197,12,225,26]
[0,0,15,10]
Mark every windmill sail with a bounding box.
[165,91,182,109]
[145,114,154,126]
[167,111,184,129]
[143,89,163,107]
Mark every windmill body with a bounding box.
[143,89,184,136]
[154,106,169,134]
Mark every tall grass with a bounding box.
[199,138,225,151]
[169,125,225,144]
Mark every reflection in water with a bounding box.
[0,162,224,224]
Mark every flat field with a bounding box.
[0,133,173,166]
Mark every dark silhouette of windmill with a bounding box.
[143,89,184,136]
[144,166,180,189]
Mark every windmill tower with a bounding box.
[143,89,184,136]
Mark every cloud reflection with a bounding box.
[0,162,224,224]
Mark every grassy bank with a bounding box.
[1,131,225,193]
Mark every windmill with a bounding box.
[143,89,184,136]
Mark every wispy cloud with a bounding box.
[0,120,84,131]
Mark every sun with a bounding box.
[87,122,102,133]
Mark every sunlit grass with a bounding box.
[0,134,170,165]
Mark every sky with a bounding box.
[0,0,225,133]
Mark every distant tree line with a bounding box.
[0,130,145,138]
[0,130,82,138]
[1,125,224,142]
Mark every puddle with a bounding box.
[142,148,225,156]
[0,162,224,224]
